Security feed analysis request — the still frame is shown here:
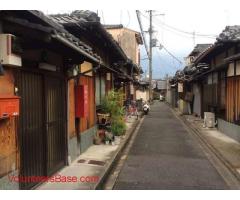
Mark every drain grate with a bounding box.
[88,160,105,166]
[77,159,86,163]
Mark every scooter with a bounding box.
[143,101,150,115]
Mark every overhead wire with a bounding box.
[154,48,181,78]
[125,10,131,28]
[161,45,183,65]
[139,11,217,39]
[138,11,185,78]
[154,17,217,38]
[101,10,105,24]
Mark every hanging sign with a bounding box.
[178,83,183,93]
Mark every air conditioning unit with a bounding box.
[0,34,22,67]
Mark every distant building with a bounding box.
[104,24,143,101]
[151,79,167,99]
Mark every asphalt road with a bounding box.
[113,102,229,189]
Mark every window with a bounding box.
[95,74,106,106]
[207,74,212,84]
[95,75,100,106]
[220,71,226,108]
[213,72,218,84]
[100,75,106,101]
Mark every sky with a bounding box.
[42,0,240,79]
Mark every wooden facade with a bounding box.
[226,74,240,123]
[0,69,18,177]
[78,75,95,132]
[185,30,240,127]
[0,10,137,190]
[0,10,101,189]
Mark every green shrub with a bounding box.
[102,90,126,136]
[111,118,126,136]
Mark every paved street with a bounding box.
[114,102,229,189]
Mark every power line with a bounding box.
[154,19,216,39]
[120,10,122,24]
[101,10,105,24]
[155,48,181,76]
[161,45,183,65]
[140,12,217,39]
[126,10,131,28]
[155,17,217,38]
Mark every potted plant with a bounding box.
[112,118,126,144]
[104,131,113,145]
[101,90,126,144]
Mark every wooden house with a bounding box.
[50,11,133,161]
[175,26,240,142]
[0,10,100,189]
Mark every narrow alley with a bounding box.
[113,102,229,189]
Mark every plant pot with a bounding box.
[93,137,102,145]
[114,136,121,145]
[105,141,109,145]
[97,113,110,124]
[111,141,115,145]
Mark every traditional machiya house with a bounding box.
[186,44,212,117]
[104,24,143,101]
[0,10,100,189]
[179,44,213,115]
[177,26,240,142]
[169,44,212,114]
[152,79,167,99]
[49,11,132,160]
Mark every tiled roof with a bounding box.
[50,11,128,61]
[193,44,216,63]
[28,11,100,62]
[217,25,240,42]
[189,43,212,57]
[103,24,124,29]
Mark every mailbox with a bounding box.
[75,85,88,118]
[0,95,20,119]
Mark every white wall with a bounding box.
[193,83,201,117]
[136,89,150,101]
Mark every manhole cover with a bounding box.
[77,159,86,163]
[88,160,105,166]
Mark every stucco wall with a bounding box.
[218,118,240,142]
[107,28,139,65]
[136,90,150,102]
[193,83,201,117]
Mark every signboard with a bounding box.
[130,83,134,95]
[75,85,88,118]
[178,83,183,93]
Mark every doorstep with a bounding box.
[36,115,140,190]
[179,113,240,180]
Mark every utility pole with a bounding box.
[136,10,149,60]
[149,10,153,101]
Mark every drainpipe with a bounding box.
[75,75,81,155]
